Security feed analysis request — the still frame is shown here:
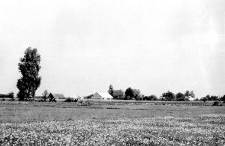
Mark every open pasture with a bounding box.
[0,102,225,145]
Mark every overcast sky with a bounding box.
[0,0,224,98]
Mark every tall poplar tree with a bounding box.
[17,47,41,101]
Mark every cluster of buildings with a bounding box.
[35,91,113,102]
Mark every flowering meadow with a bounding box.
[1,113,225,146]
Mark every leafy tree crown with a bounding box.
[17,47,41,100]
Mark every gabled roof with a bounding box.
[52,94,65,99]
[96,92,113,98]
[83,94,94,99]
[34,96,44,99]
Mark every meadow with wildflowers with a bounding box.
[0,102,225,145]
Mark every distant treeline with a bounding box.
[108,85,225,102]
[199,95,225,102]
[0,92,14,100]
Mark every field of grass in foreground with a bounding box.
[0,102,225,145]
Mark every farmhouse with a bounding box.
[91,92,113,100]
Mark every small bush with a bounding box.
[9,98,15,101]
[143,95,157,101]
[64,98,75,102]
[212,101,223,106]
[80,100,92,106]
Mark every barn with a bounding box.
[92,92,113,100]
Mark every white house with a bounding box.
[92,92,113,100]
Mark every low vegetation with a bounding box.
[0,102,225,145]
[108,85,225,102]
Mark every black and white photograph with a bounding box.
[0,0,225,145]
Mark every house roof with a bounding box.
[52,94,65,99]
[34,96,44,99]
[96,92,113,98]
[83,94,93,99]
[0,94,13,98]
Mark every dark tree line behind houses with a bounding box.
[200,95,225,102]
[108,85,225,102]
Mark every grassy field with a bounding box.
[0,101,225,145]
